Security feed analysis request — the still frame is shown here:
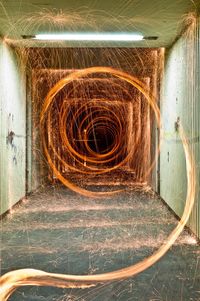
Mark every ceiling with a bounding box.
[0,0,199,47]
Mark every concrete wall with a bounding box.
[160,20,200,238]
[0,41,26,215]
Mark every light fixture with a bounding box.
[31,33,144,41]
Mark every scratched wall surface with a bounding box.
[160,19,200,238]
[0,41,26,215]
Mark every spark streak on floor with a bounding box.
[1,184,199,301]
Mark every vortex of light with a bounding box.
[40,67,161,197]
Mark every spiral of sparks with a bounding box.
[40,67,161,196]
[0,67,196,300]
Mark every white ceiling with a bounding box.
[0,0,199,47]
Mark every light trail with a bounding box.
[0,67,196,301]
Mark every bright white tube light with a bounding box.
[34,33,144,41]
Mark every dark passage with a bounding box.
[88,128,115,154]
[1,184,199,301]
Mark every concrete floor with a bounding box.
[1,185,200,301]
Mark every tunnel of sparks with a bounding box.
[39,67,159,197]
[0,66,196,301]
[0,2,200,300]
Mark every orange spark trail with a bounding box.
[0,68,196,300]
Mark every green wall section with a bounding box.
[160,20,200,238]
[0,41,26,215]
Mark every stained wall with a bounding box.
[160,19,200,238]
[0,41,26,215]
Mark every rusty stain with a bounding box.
[6,130,15,145]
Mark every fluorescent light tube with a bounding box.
[33,33,144,41]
